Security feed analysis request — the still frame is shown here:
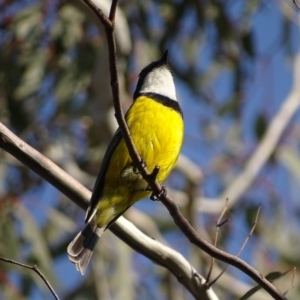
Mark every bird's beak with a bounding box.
[161,50,168,64]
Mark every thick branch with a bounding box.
[0,122,216,300]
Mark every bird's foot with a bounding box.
[149,186,167,201]
[133,158,147,174]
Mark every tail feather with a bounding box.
[67,219,105,275]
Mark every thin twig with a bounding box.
[83,0,145,174]
[109,0,119,21]
[0,257,59,300]
[77,1,288,299]
[208,205,261,287]
[83,0,166,201]
[83,0,112,28]
[236,204,261,257]
[283,267,296,296]
[206,199,228,283]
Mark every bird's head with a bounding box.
[133,50,177,101]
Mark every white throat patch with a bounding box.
[139,67,177,101]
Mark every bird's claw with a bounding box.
[150,186,167,201]
[133,158,147,174]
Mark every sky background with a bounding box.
[1,1,300,299]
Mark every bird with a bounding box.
[67,50,184,275]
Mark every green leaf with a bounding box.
[239,270,290,299]
[14,51,47,100]
[239,284,262,300]
[13,5,42,40]
[0,203,20,260]
[242,30,254,57]
[254,114,267,141]
[265,270,290,281]
[218,95,240,116]
[45,206,76,245]
[14,204,58,291]
[277,146,300,181]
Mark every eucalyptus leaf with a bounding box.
[239,270,291,300]
[14,204,58,291]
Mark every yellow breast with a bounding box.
[127,95,184,182]
[96,95,184,226]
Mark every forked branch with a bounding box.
[0,257,59,300]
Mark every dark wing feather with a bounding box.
[85,129,123,223]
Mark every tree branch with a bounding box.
[199,51,300,214]
[0,122,216,300]
[0,118,286,299]
[0,257,59,300]
[79,1,288,299]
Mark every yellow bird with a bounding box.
[67,50,184,274]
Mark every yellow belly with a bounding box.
[96,95,184,227]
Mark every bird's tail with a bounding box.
[67,219,105,275]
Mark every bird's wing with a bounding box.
[85,129,123,223]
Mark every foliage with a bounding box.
[0,0,300,299]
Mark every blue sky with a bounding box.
[3,1,300,299]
